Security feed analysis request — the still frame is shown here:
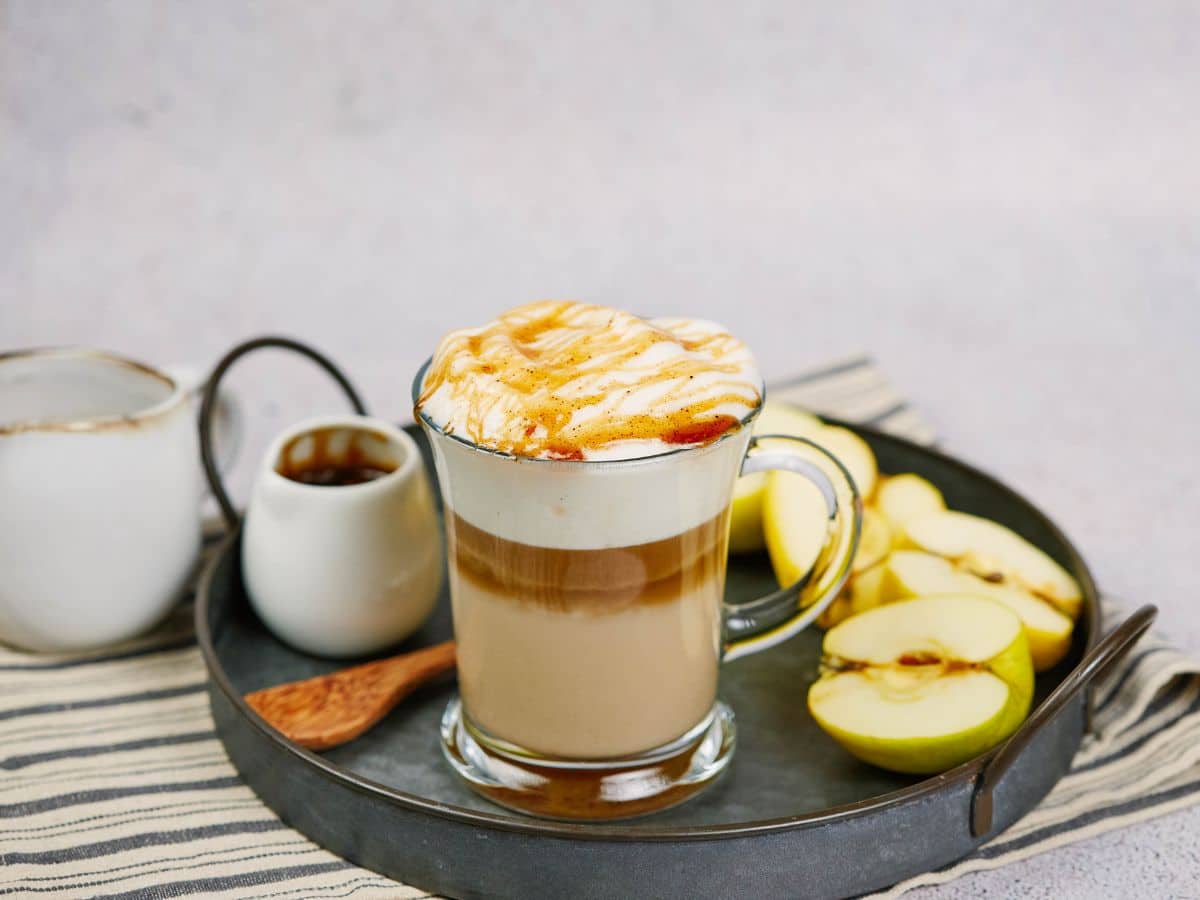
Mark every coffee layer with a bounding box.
[449,511,729,612]
[452,569,722,757]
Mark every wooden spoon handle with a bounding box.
[244,641,456,750]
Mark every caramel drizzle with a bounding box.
[416,301,762,458]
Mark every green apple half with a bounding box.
[904,511,1083,619]
[882,550,1074,671]
[808,595,1034,774]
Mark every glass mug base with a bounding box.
[440,698,737,821]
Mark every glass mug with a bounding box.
[413,362,862,820]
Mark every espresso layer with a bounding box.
[449,510,729,612]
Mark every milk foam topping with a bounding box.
[416,301,762,461]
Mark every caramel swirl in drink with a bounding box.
[416,300,762,460]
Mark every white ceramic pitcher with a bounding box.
[0,348,237,651]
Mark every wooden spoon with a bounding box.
[244,640,456,750]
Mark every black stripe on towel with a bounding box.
[1141,676,1195,719]
[908,773,1200,887]
[861,401,910,426]
[1,707,209,746]
[0,638,197,672]
[0,798,256,840]
[0,683,207,723]
[0,730,217,771]
[0,751,222,793]
[0,773,240,819]
[254,877,419,900]
[88,861,353,900]
[768,356,872,389]
[11,846,325,895]
[978,773,1200,861]
[1070,692,1200,776]
[1096,647,1173,712]
[1,818,286,865]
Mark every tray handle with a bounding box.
[970,604,1157,838]
[199,336,369,530]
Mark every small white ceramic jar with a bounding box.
[241,415,443,658]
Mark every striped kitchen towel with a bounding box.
[1,355,1197,899]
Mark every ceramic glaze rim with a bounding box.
[259,414,425,499]
[0,347,186,434]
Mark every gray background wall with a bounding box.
[3,3,1198,895]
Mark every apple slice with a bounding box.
[817,593,856,630]
[755,404,877,501]
[849,563,888,613]
[904,511,1083,619]
[818,511,892,638]
[818,563,889,629]
[762,468,829,588]
[883,551,1074,671]
[808,595,1034,774]
[763,459,872,595]
[754,401,824,437]
[728,404,823,554]
[852,509,893,574]
[787,424,876,503]
[759,423,877,591]
[736,399,879,574]
[727,484,770,555]
[875,474,945,540]
[811,506,891,628]
[763,471,882,599]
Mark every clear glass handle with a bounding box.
[723,434,863,662]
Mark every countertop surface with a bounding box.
[3,3,1198,897]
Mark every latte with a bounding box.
[416,301,760,761]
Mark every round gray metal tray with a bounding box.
[197,419,1152,900]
